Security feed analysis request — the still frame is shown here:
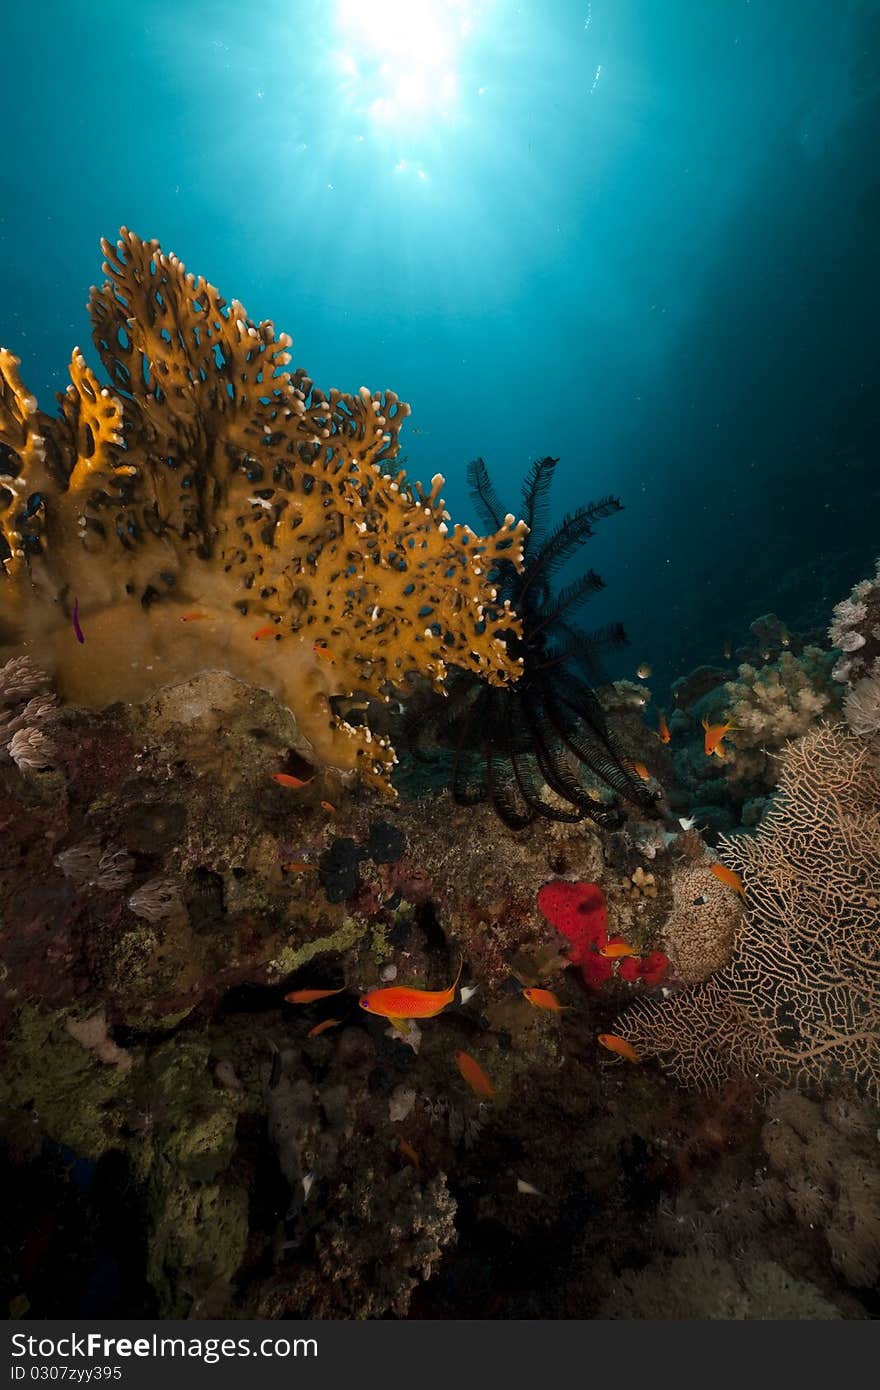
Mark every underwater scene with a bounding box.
[0,0,878,1323]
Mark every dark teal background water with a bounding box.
[2,0,877,690]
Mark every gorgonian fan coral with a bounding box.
[406,455,659,827]
[619,724,880,1100]
[0,230,528,791]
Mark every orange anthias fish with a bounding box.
[455,1050,495,1099]
[313,642,335,663]
[253,624,278,641]
[282,860,316,874]
[522,987,568,1012]
[320,800,337,814]
[285,986,346,1004]
[272,773,310,789]
[399,1137,420,1169]
[598,1033,640,1064]
[598,941,639,960]
[654,713,671,744]
[359,959,462,1021]
[709,862,744,897]
[179,611,207,622]
[307,1018,340,1037]
[702,717,734,758]
[631,761,652,783]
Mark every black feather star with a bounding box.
[405,456,660,829]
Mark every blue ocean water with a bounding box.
[2,0,877,692]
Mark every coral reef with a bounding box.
[761,1091,880,1289]
[2,576,874,1318]
[0,230,528,793]
[720,647,840,784]
[661,860,741,985]
[829,557,880,736]
[620,724,880,1099]
[0,656,58,772]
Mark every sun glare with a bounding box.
[334,0,476,127]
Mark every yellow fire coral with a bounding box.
[0,229,527,790]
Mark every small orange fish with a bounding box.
[179,611,207,622]
[709,862,744,897]
[522,987,568,1012]
[631,761,652,782]
[359,959,462,1021]
[398,1137,420,1169]
[702,717,734,758]
[272,773,309,789]
[598,941,639,959]
[598,1033,640,1063]
[253,624,277,641]
[320,800,337,814]
[455,1050,495,1099]
[282,861,316,873]
[313,642,335,663]
[654,713,671,744]
[285,986,346,1004]
[307,1018,340,1037]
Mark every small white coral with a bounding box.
[127,876,183,922]
[844,673,880,737]
[0,658,56,760]
[0,655,50,705]
[828,597,867,643]
[65,1008,132,1070]
[8,725,55,770]
[55,837,133,891]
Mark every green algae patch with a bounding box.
[146,1174,249,1318]
[129,1035,244,1185]
[370,921,393,961]
[120,1003,196,1034]
[267,914,365,981]
[0,1005,134,1159]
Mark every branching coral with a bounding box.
[721,648,840,783]
[0,230,528,792]
[619,725,880,1100]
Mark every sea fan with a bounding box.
[405,456,660,829]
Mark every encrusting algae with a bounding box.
[0,229,528,792]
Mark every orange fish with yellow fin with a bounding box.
[598,941,639,960]
[702,717,734,759]
[359,959,462,1024]
[307,1018,340,1037]
[455,1050,495,1099]
[709,862,744,897]
[598,1033,640,1063]
[285,986,345,1005]
[522,987,568,1012]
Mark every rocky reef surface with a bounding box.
[2,654,876,1321]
